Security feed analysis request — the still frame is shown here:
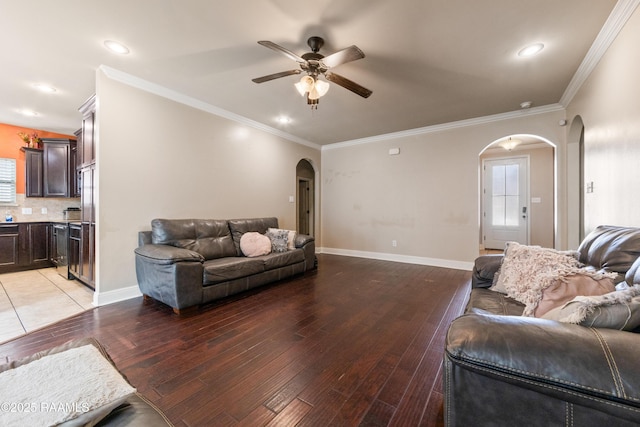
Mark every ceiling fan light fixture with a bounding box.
[295,75,315,96]
[314,79,330,97]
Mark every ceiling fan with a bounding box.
[252,36,372,108]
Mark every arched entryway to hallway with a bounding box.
[479,134,556,252]
[296,159,315,236]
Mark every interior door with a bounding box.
[297,179,310,235]
[483,157,529,250]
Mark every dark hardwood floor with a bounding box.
[0,254,471,426]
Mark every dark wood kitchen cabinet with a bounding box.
[77,164,95,288]
[78,94,96,168]
[43,140,71,197]
[0,224,20,269]
[24,139,78,198]
[43,138,79,197]
[0,222,52,274]
[75,94,96,289]
[26,222,51,267]
[23,148,44,197]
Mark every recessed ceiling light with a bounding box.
[277,116,291,124]
[518,43,544,57]
[21,109,40,117]
[520,101,533,109]
[33,83,57,93]
[104,40,130,54]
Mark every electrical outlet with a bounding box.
[22,207,32,215]
[392,240,397,247]
[41,207,48,214]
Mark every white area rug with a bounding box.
[0,344,135,426]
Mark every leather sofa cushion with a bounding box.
[261,249,305,270]
[151,219,236,260]
[578,225,640,275]
[228,218,279,256]
[203,257,265,285]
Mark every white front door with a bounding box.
[483,157,529,250]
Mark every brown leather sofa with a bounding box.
[444,225,640,426]
[134,217,315,313]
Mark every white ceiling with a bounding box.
[0,0,625,146]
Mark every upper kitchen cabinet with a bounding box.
[23,139,78,198]
[43,139,72,197]
[78,94,96,167]
[23,147,43,197]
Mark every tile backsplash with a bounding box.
[3,194,81,222]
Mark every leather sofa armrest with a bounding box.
[445,313,640,404]
[134,244,204,265]
[294,234,316,271]
[295,233,315,248]
[471,254,503,288]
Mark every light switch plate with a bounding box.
[22,207,32,215]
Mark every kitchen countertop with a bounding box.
[1,220,82,225]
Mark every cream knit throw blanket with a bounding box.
[0,344,135,426]
[495,242,617,317]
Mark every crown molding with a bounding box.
[559,0,640,106]
[98,65,321,151]
[322,103,564,151]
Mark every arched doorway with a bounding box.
[479,134,556,252]
[296,159,315,236]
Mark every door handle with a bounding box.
[522,206,527,219]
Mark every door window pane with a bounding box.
[491,163,520,227]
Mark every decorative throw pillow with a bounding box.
[533,274,616,317]
[267,227,297,249]
[542,285,640,330]
[240,232,272,257]
[491,241,616,316]
[266,228,290,253]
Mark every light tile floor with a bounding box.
[0,268,94,344]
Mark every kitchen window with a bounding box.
[0,158,17,205]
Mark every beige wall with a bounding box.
[566,6,640,233]
[94,70,320,302]
[321,111,565,267]
[92,5,640,300]
[480,144,555,248]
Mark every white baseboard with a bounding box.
[93,285,142,307]
[318,247,474,271]
[90,250,473,306]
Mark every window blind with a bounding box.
[0,158,17,204]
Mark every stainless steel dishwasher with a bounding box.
[52,223,71,279]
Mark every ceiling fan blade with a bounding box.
[322,45,365,68]
[252,69,302,83]
[325,72,372,98]
[257,41,306,63]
